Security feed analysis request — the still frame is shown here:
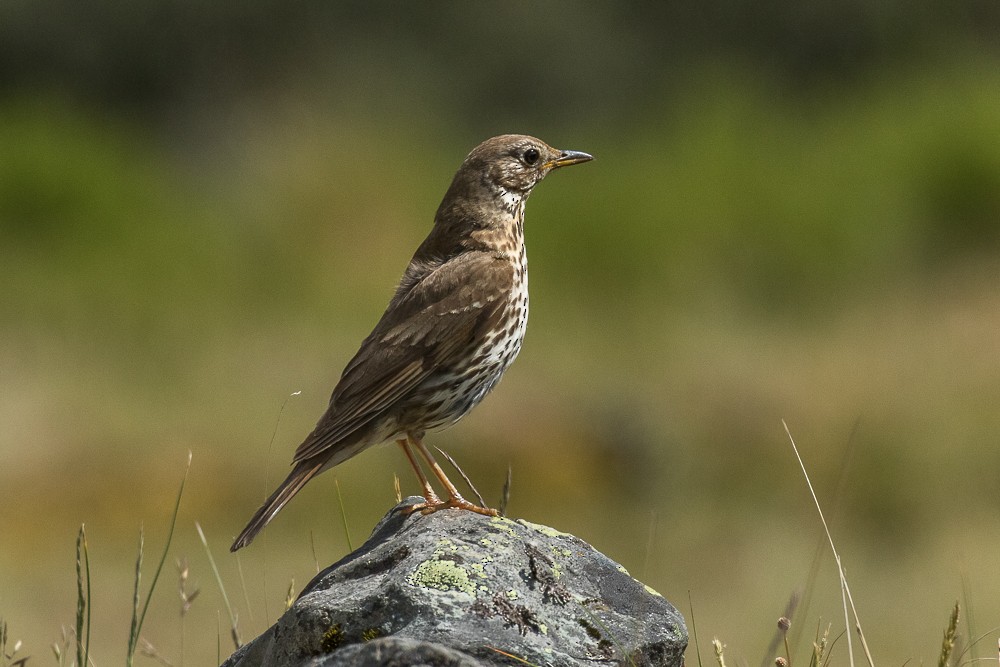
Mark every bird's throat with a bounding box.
[469,202,525,258]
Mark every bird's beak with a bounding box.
[545,149,594,170]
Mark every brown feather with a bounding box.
[230,460,324,551]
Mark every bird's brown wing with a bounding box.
[291,251,513,463]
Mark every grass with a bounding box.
[683,423,999,667]
[0,620,26,667]
[126,452,191,667]
[939,602,960,667]
[195,522,241,651]
[2,440,997,667]
[5,453,194,667]
[681,422,998,667]
[783,420,873,667]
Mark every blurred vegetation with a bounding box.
[2,3,1000,666]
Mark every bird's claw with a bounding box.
[405,494,499,517]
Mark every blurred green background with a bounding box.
[2,1,999,664]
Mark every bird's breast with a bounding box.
[403,253,528,432]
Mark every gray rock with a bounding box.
[222,497,687,667]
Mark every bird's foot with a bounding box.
[406,493,499,517]
[401,489,442,514]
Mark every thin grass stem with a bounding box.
[334,477,353,551]
[956,626,1000,666]
[485,646,540,666]
[434,446,488,508]
[127,526,144,667]
[196,521,241,649]
[128,451,192,666]
[689,591,704,667]
[235,553,255,633]
[782,420,873,667]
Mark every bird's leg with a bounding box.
[396,438,442,507]
[408,434,499,517]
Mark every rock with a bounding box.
[222,497,687,667]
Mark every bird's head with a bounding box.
[464,134,593,197]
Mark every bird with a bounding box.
[231,134,592,551]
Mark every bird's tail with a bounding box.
[230,460,324,552]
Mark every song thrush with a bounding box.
[231,134,592,551]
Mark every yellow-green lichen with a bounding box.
[434,538,461,554]
[407,558,476,595]
[519,520,572,539]
[643,583,663,597]
[616,564,630,575]
[505,588,519,600]
[361,627,381,641]
[320,624,343,651]
[490,516,517,535]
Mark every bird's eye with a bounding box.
[522,148,540,165]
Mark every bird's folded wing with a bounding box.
[291,252,513,463]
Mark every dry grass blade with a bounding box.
[782,420,873,667]
[140,638,174,667]
[955,625,1000,667]
[333,477,353,551]
[486,646,540,666]
[434,446,488,508]
[196,521,241,649]
[285,579,296,610]
[393,473,402,504]
[235,553,255,633]
[793,418,861,656]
